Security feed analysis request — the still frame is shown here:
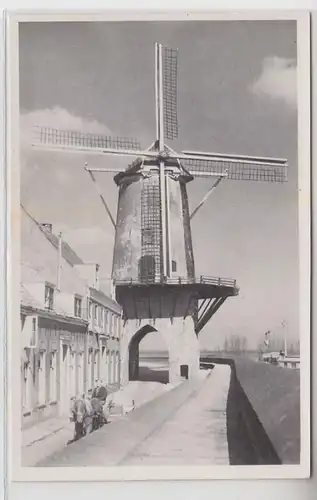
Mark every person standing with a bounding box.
[92,379,107,403]
[92,379,100,399]
[83,393,93,435]
[92,379,109,423]
[97,379,107,403]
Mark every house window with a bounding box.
[74,297,82,318]
[45,285,54,310]
[172,260,177,272]
[94,304,98,321]
[100,308,104,328]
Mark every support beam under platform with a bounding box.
[195,296,228,335]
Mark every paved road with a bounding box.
[22,380,165,467]
[22,418,73,467]
[121,364,230,466]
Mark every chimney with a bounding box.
[95,264,100,290]
[40,223,53,233]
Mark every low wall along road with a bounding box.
[201,356,300,465]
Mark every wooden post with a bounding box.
[158,43,164,151]
[155,43,160,145]
[156,44,168,277]
[165,174,172,277]
[283,321,288,357]
[160,161,167,277]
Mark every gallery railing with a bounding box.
[114,275,237,288]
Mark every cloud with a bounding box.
[20,106,113,150]
[249,56,297,110]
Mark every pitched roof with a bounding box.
[89,286,121,314]
[21,204,83,267]
[20,284,43,309]
[42,229,84,266]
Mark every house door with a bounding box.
[49,351,57,402]
[89,350,95,390]
[77,352,84,396]
[69,351,76,399]
[60,344,69,415]
[38,350,46,406]
[95,349,100,381]
[108,350,112,384]
[112,351,117,384]
[105,349,110,384]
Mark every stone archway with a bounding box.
[120,315,200,386]
[128,324,168,383]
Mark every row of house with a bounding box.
[21,205,122,428]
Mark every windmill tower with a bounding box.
[32,43,288,385]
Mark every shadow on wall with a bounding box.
[226,362,281,465]
[201,357,286,465]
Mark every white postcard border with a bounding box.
[6,9,311,482]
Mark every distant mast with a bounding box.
[282,320,288,356]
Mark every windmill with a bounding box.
[32,43,288,384]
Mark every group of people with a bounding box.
[68,379,110,445]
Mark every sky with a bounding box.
[19,20,299,351]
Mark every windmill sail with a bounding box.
[162,46,178,140]
[181,154,288,182]
[32,126,142,154]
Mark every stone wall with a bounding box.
[201,355,300,464]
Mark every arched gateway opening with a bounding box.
[128,324,169,384]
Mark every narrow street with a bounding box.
[37,364,231,467]
[22,368,176,467]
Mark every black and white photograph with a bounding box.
[7,11,310,481]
